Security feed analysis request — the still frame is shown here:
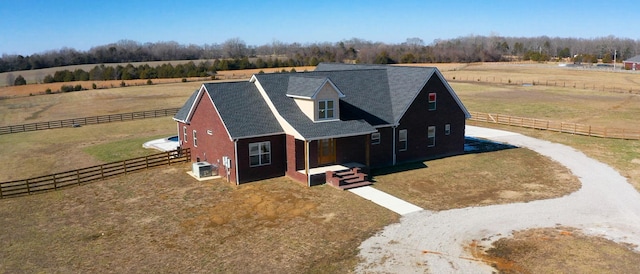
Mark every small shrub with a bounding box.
[258,70,265,74]
[61,85,74,92]
[92,83,97,89]
[452,76,456,80]
[74,84,82,91]
[45,88,52,94]
[290,68,297,73]
[181,78,187,82]
[120,81,126,87]
[508,79,512,84]
[146,79,153,85]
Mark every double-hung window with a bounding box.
[183,126,188,143]
[445,124,451,135]
[398,129,407,151]
[249,141,271,167]
[318,100,335,120]
[427,126,436,147]
[428,93,437,111]
[193,130,198,147]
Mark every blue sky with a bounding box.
[1,0,638,56]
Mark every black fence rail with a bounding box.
[0,108,181,135]
[0,148,190,199]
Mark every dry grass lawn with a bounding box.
[372,147,580,211]
[443,62,640,94]
[0,166,398,273]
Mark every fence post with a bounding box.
[26,179,31,195]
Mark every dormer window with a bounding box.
[286,75,345,122]
[318,100,335,119]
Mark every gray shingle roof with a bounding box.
[173,89,198,122]
[624,55,640,63]
[204,81,284,139]
[254,73,377,140]
[286,76,329,98]
[316,63,438,123]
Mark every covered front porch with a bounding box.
[285,134,372,187]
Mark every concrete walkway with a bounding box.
[355,125,640,273]
[349,186,423,215]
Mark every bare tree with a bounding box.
[222,38,247,59]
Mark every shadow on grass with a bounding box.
[464,137,518,154]
[371,137,518,178]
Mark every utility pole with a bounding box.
[614,50,617,71]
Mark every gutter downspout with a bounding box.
[234,140,239,185]
[392,125,397,165]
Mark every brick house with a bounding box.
[173,63,470,189]
[623,55,640,70]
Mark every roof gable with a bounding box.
[286,76,345,99]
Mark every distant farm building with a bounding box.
[623,55,640,70]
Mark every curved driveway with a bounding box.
[356,126,640,273]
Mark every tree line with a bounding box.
[2,35,639,74]
[38,57,305,84]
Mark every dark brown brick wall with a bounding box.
[236,135,286,184]
[180,89,238,183]
[396,74,466,164]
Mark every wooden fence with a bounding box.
[448,76,638,95]
[469,111,640,140]
[0,108,181,135]
[0,148,190,199]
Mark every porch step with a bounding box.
[326,167,372,190]
[335,170,355,177]
[339,180,373,190]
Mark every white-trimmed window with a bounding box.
[428,93,437,111]
[428,126,436,147]
[249,141,271,167]
[445,124,451,135]
[318,100,335,119]
[398,129,407,151]
[371,132,381,145]
[193,130,198,147]
[183,126,188,143]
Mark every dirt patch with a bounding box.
[473,227,640,273]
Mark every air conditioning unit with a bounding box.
[192,162,213,178]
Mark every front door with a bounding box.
[318,138,336,165]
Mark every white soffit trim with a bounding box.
[252,76,305,140]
